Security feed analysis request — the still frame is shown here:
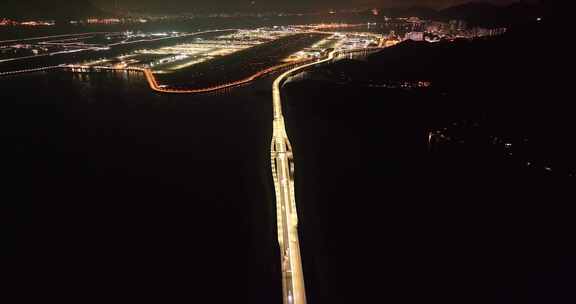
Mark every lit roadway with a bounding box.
[271,49,338,304]
[271,46,384,304]
[1,38,382,303]
[57,57,314,93]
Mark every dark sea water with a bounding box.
[3,63,575,303]
[1,70,282,302]
[284,79,576,304]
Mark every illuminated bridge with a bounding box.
[1,42,384,304]
[270,46,383,304]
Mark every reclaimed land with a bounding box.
[155,33,329,90]
[0,30,235,73]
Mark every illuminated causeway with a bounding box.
[270,46,383,304]
[271,49,338,304]
[0,24,382,303]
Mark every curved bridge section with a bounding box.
[270,46,383,304]
[62,59,315,94]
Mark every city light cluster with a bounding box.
[0,18,54,26]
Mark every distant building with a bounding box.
[405,32,424,41]
[86,18,121,25]
[469,27,508,38]
[426,22,447,34]
[488,28,507,36]
[449,20,467,32]
[0,19,18,26]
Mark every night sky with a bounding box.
[2,0,536,18]
[94,0,523,11]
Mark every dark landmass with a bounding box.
[281,13,574,304]
[371,6,440,20]
[438,1,543,27]
[360,1,544,28]
[302,16,574,171]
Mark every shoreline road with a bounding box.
[270,49,338,304]
[270,46,383,304]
